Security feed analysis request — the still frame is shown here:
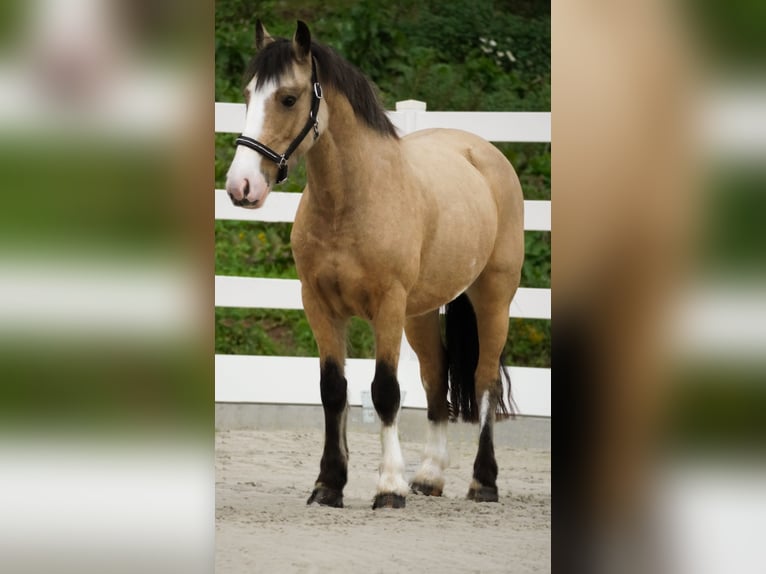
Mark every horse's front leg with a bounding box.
[303,291,349,508]
[370,286,409,509]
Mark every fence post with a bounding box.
[395,99,427,135]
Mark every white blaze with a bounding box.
[225,78,277,205]
[242,78,275,141]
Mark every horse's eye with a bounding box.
[282,95,297,108]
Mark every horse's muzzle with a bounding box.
[226,176,270,209]
[226,177,250,202]
[229,194,261,208]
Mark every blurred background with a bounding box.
[0,1,212,573]
[554,0,765,572]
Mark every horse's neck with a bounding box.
[305,95,400,212]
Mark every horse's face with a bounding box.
[225,22,320,209]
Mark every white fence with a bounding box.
[215,100,552,417]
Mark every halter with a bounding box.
[235,57,323,184]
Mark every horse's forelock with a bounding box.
[244,38,295,91]
[242,35,397,138]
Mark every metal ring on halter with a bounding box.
[275,156,289,184]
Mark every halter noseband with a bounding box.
[235,57,323,184]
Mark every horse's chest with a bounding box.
[298,251,377,320]
[292,216,416,319]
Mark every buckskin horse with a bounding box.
[225,20,524,509]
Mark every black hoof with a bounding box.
[467,484,499,502]
[410,482,443,497]
[372,493,406,509]
[307,486,344,508]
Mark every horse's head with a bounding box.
[225,20,324,208]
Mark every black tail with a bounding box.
[446,294,479,422]
[445,293,516,423]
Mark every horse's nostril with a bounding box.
[242,179,250,199]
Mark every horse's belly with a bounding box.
[405,246,491,316]
[409,201,499,314]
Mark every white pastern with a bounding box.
[479,390,491,428]
[377,423,409,496]
[412,420,449,488]
[225,78,278,204]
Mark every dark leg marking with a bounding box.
[308,358,348,508]
[370,361,407,509]
[468,420,500,502]
[371,361,400,426]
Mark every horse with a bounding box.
[225,20,524,509]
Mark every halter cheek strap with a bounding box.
[235,57,323,184]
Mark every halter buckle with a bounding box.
[276,156,288,184]
[313,82,323,99]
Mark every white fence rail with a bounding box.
[214,188,551,230]
[214,101,551,141]
[215,101,552,416]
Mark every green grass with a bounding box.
[215,308,550,368]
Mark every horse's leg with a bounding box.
[466,272,517,502]
[303,292,349,508]
[370,287,409,509]
[405,310,450,496]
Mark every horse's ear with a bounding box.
[292,20,311,62]
[255,19,274,50]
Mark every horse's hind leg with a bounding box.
[303,291,349,508]
[370,286,409,509]
[466,271,518,502]
[405,310,450,496]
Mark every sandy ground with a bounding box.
[216,428,550,573]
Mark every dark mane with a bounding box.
[244,38,398,138]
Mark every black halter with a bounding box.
[235,57,323,184]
